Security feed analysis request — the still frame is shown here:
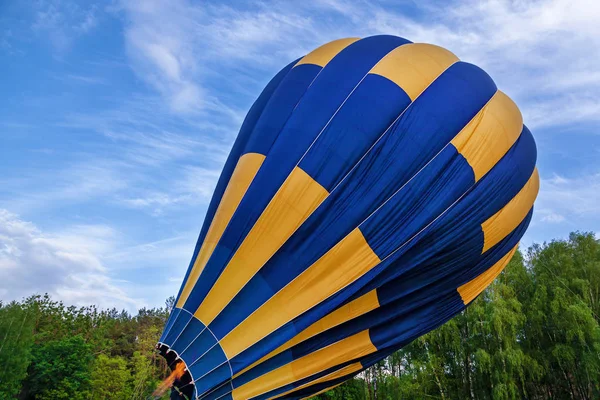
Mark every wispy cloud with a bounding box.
[0,209,142,311]
[31,1,100,52]
[537,173,600,216]
[2,0,598,309]
[120,165,219,215]
[117,0,600,130]
[0,158,129,214]
[63,74,108,85]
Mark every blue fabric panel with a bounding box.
[175,59,298,304]
[163,311,192,347]
[184,35,410,312]
[253,362,358,400]
[188,346,229,391]
[179,329,219,367]
[360,146,474,257]
[243,64,322,155]
[229,321,298,375]
[232,344,295,387]
[278,372,357,400]
[370,292,465,348]
[299,73,412,191]
[279,347,398,399]
[170,317,205,355]
[210,61,495,346]
[228,193,532,383]
[193,363,232,399]
[197,380,233,400]
[354,126,536,298]
[180,62,321,311]
[160,307,181,343]
[375,208,533,307]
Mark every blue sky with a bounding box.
[1,0,599,312]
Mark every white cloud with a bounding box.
[64,74,108,85]
[31,1,99,52]
[540,211,566,223]
[117,0,600,130]
[4,0,598,310]
[120,166,219,215]
[0,158,129,214]
[538,172,600,215]
[119,0,204,113]
[0,209,143,311]
[530,172,600,240]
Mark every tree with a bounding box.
[25,335,94,400]
[0,301,35,398]
[319,233,600,400]
[90,354,132,400]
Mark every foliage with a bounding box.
[1,233,599,399]
[26,335,93,400]
[316,232,600,400]
[0,295,173,399]
[0,301,35,398]
[90,355,131,400]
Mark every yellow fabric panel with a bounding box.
[369,43,459,100]
[220,228,381,358]
[231,330,376,400]
[234,290,379,378]
[451,91,523,181]
[272,363,363,399]
[481,169,539,253]
[295,38,360,68]
[457,245,518,304]
[176,153,265,308]
[194,166,328,324]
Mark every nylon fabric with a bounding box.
[156,35,539,400]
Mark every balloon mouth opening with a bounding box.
[156,343,196,399]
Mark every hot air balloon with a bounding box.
[157,35,538,400]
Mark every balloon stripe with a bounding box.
[194,166,328,325]
[181,62,324,311]
[177,153,266,308]
[270,363,362,399]
[205,61,496,373]
[458,244,518,304]
[298,43,457,192]
[183,36,409,314]
[481,168,539,252]
[294,38,359,67]
[233,289,379,378]
[174,58,298,305]
[226,134,535,388]
[230,330,375,399]
[370,43,459,100]
[220,228,380,358]
[156,35,539,399]
[299,382,344,400]
[451,91,523,181]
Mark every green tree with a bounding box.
[90,354,132,400]
[0,301,35,398]
[24,335,93,400]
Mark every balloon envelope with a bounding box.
[157,35,538,400]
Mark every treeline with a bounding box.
[1,232,599,399]
[317,232,600,400]
[0,295,174,399]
